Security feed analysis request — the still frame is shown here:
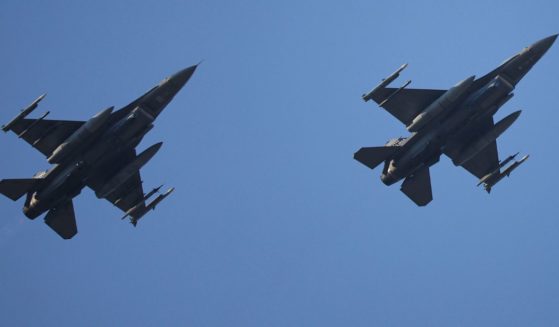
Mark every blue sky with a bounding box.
[1,1,558,326]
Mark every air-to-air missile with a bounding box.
[478,153,529,193]
[354,35,557,206]
[120,184,163,220]
[121,186,175,226]
[145,187,175,211]
[362,63,409,103]
[143,184,164,202]
[2,93,47,132]
[0,64,198,239]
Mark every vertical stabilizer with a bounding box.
[44,200,77,239]
[400,167,433,206]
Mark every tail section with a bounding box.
[354,146,399,170]
[44,200,77,239]
[400,167,433,206]
[0,178,41,201]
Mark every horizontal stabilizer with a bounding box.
[354,146,399,170]
[44,200,77,240]
[0,178,41,201]
[400,167,433,206]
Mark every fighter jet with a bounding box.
[0,65,197,238]
[355,35,556,206]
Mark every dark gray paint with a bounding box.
[0,65,197,239]
[355,35,557,206]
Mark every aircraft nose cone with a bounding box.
[168,64,198,88]
[531,34,558,54]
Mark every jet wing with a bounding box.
[6,118,84,158]
[370,88,446,126]
[105,171,146,218]
[86,149,147,218]
[443,116,500,179]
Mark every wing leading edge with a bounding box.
[6,118,84,158]
[363,64,446,126]
[370,87,446,126]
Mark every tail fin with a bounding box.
[0,178,41,201]
[354,146,399,170]
[44,200,77,239]
[400,167,433,206]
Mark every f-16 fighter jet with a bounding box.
[0,65,197,238]
[355,35,556,206]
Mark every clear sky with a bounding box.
[1,1,558,326]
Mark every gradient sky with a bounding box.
[1,1,558,326]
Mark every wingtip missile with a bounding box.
[362,63,408,102]
[35,93,47,103]
[2,93,47,132]
[122,186,175,225]
[478,153,529,192]
[502,154,529,176]
[120,184,165,220]
[145,187,174,211]
[478,152,520,186]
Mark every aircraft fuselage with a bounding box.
[379,35,554,186]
